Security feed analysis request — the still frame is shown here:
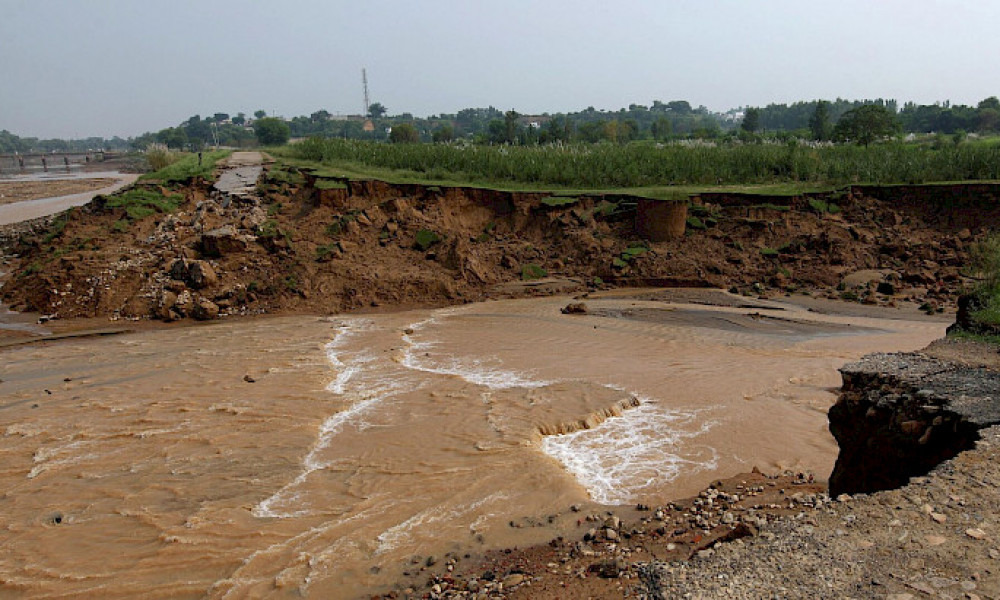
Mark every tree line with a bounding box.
[3,95,1000,154]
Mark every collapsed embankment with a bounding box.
[830,348,1000,496]
[1,166,995,323]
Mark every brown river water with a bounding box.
[0,292,944,598]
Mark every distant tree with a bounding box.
[576,121,605,143]
[253,110,267,120]
[212,113,230,123]
[651,116,672,140]
[389,123,419,143]
[978,97,1000,112]
[367,102,387,119]
[977,97,1000,132]
[254,117,290,145]
[833,104,901,146]
[741,107,760,133]
[310,109,331,121]
[666,100,692,114]
[157,127,188,150]
[431,124,454,143]
[602,120,620,143]
[978,108,1000,133]
[504,110,520,144]
[232,112,246,126]
[809,101,832,140]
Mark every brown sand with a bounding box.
[0,178,115,205]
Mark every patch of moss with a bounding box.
[315,179,348,190]
[540,196,579,207]
[414,228,442,251]
[106,189,182,220]
[521,263,547,280]
[686,216,706,230]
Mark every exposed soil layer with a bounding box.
[0,172,991,324]
[830,349,1000,496]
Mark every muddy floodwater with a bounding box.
[0,292,945,598]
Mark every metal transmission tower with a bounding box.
[362,68,370,117]
[362,68,375,132]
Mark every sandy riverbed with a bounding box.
[0,290,946,598]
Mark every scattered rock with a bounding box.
[561,302,588,315]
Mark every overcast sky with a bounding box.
[3,0,999,139]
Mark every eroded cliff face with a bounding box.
[829,352,1000,496]
[1,173,994,322]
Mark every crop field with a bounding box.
[283,137,1000,191]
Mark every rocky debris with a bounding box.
[380,470,829,599]
[830,352,1000,495]
[200,225,248,257]
[636,424,1000,600]
[191,297,220,320]
[560,302,588,314]
[2,174,989,323]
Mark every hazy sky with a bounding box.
[3,0,1000,139]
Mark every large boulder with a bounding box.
[191,298,220,320]
[200,225,246,257]
[188,260,218,289]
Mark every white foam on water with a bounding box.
[400,311,554,390]
[541,392,718,504]
[374,491,509,555]
[253,320,397,518]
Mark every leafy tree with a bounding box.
[389,122,419,143]
[254,110,267,120]
[741,107,760,133]
[157,127,188,149]
[367,102,387,119]
[833,104,901,146]
[310,109,331,121]
[212,113,230,123]
[254,117,290,145]
[651,116,672,140]
[809,101,831,140]
[978,108,1000,133]
[431,124,454,143]
[666,100,692,114]
[504,110,520,144]
[978,97,1000,112]
[232,113,246,126]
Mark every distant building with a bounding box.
[517,115,552,129]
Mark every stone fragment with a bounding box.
[188,260,217,289]
[966,528,987,540]
[192,298,220,320]
[201,225,246,257]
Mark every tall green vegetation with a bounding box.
[834,105,902,146]
[255,118,291,146]
[145,144,179,170]
[389,123,419,143]
[965,234,1000,328]
[809,101,831,141]
[288,137,1000,189]
[138,149,231,183]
